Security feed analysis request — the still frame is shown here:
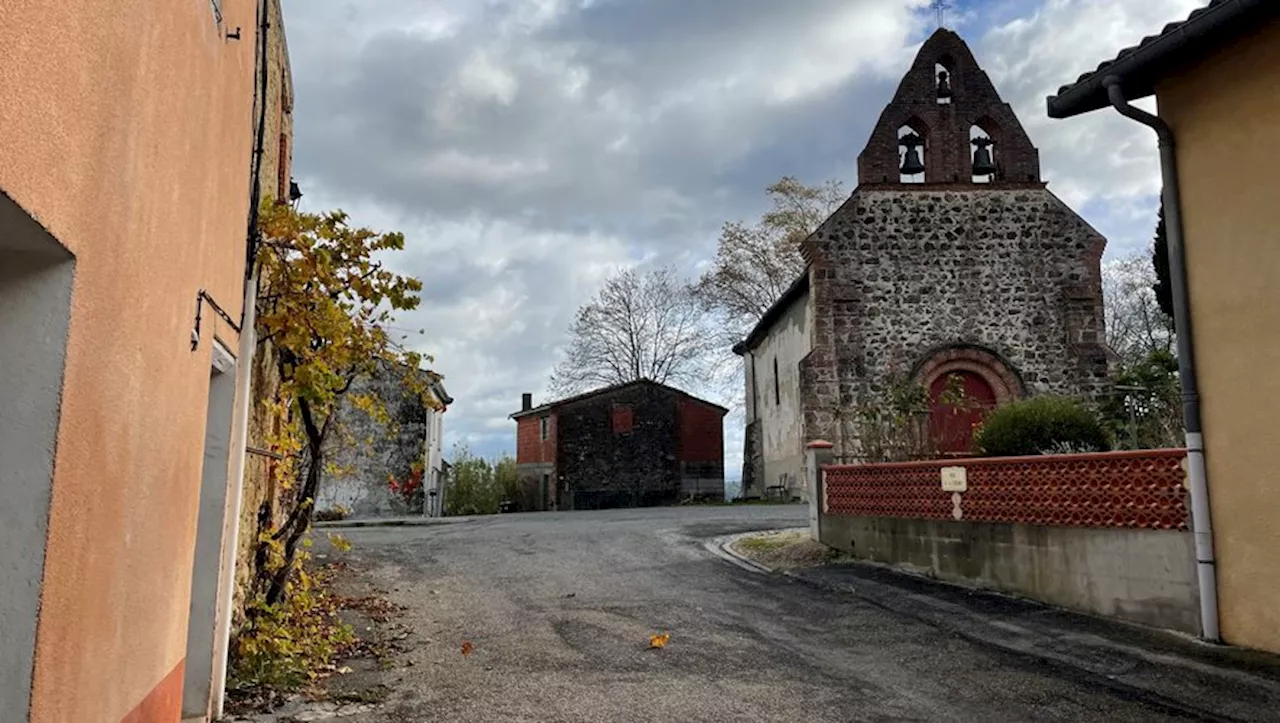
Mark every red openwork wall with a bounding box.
[823,449,1189,530]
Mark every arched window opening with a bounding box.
[899,124,926,184]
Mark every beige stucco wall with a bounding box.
[0,0,256,720]
[1156,15,1280,654]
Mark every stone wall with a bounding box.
[316,363,428,518]
[801,187,1109,454]
[233,0,292,619]
[556,385,681,509]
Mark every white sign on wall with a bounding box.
[940,466,968,493]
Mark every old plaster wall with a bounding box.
[317,365,429,518]
[801,188,1110,450]
[746,291,812,500]
[0,0,257,719]
[1156,13,1280,653]
[819,514,1199,634]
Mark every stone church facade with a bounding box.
[735,30,1111,500]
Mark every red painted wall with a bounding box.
[677,399,724,464]
[516,414,556,464]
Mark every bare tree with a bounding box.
[548,266,717,397]
[694,176,846,333]
[1103,252,1175,366]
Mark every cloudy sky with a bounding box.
[281,0,1203,476]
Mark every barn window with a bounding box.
[612,404,634,434]
[539,416,549,440]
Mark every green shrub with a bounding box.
[975,396,1111,457]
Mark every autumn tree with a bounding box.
[694,176,845,333]
[548,266,716,397]
[253,201,437,605]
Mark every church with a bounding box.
[734,29,1111,500]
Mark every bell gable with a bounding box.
[857,29,1042,187]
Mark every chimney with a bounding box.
[521,393,532,412]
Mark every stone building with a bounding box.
[735,29,1111,500]
[512,380,727,510]
[314,361,452,518]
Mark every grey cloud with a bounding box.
[283,0,1190,465]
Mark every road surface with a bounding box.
[292,505,1280,722]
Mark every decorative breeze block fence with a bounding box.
[823,449,1189,531]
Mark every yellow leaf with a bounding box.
[648,632,670,650]
[327,532,353,553]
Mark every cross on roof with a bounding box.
[930,0,952,29]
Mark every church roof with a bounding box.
[1047,0,1276,118]
[732,272,809,356]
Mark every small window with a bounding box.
[773,357,781,405]
[612,405,634,434]
[539,416,549,441]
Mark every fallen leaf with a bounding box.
[337,666,353,675]
[461,641,475,656]
[648,632,670,650]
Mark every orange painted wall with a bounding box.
[0,0,256,720]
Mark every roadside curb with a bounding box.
[704,527,808,574]
[315,516,474,529]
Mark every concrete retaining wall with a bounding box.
[819,514,1200,634]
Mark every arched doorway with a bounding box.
[928,371,996,455]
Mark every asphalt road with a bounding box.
[303,505,1280,722]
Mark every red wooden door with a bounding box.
[928,371,997,455]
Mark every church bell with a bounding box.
[936,70,953,100]
[971,137,997,177]
[900,133,925,176]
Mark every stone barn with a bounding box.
[734,28,1111,500]
[512,380,728,510]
